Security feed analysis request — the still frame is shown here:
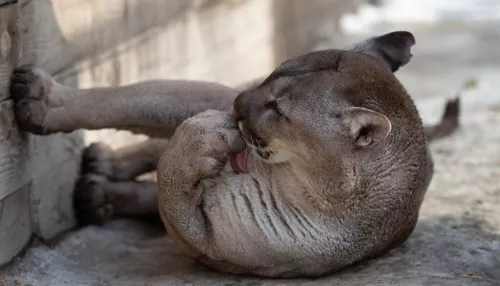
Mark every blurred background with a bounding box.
[20,0,500,148]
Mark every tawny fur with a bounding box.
[10,31,460,278]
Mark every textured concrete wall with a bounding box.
[49,0,361,148]
[0,1,84,267]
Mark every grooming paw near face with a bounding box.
[168,110,246,179]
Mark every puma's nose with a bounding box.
[233,92,248,120]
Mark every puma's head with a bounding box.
[226,32,430,274]
[233,31,422,171]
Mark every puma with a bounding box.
[10,31,459,278]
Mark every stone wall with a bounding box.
[49,0,361,148]
[0,1,84,267]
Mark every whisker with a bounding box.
[257,142,294,179]
[250,137,262,176]
[256,139,279,177]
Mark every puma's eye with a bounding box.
[265,100,283,116]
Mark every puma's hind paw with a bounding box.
[73,174,114,226]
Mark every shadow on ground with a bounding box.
[1,214,499,286]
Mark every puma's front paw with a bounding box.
[168,110,245,179]
[10,65,57,135]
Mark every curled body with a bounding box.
[157,32,434,277]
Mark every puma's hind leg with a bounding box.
[81,138,169,181]
[74,175,159,226]
[74,139,167,226]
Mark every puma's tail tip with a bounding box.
[441,96,460,127]
[425,96,461,142]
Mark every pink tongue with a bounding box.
[230,152,248,174]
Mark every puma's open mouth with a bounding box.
[255,148,273,159]
[229,145,275,174]
[230,152,248,174]
[229,120,275,174]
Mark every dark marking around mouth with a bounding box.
[257,149,273,160]
[249,133,267,148]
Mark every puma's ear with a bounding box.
[342,107,392,148]
[350,31,415,72]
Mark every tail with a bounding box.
[424,97,461,142]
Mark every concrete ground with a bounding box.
[1,21,500,286]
